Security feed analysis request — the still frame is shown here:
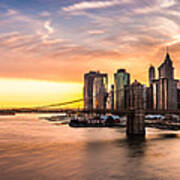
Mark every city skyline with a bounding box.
[1,0,180,107]
[84,51,180,112]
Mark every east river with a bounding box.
[0,113,180,180]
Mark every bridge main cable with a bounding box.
[33,98,84,109]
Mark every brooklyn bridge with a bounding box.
[1,95,180,136]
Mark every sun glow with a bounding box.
[0,78,83,108]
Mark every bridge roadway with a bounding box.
[80,109,180,115]
[2,108,180,115]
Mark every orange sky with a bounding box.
[0,0,180,108]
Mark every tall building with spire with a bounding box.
[150,51,178,110]
[158,52,174,79]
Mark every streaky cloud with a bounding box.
[133,0,177,15]
[62,0,130,12]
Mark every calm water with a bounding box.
[0,114,180,180]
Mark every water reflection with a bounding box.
[159,133,178,139]
[0,114,180,180]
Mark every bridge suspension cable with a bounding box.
[33,98,84,109]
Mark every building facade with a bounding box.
[83,71,108,110]
[128,80,145,110]
[84,71,97,110]
[147,65,156,109]
[149,65,155,86]
[114,69,130,110]
[177,81,180,109]
[106,85,114,110]
[93,73,108,110]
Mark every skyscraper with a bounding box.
[93,73,108,110]
[147,65,155,109]
[84,71,108,110]
[151,52,178,110]
[114,69,130,110]
[158,53,174,79]
[84,71,98,110]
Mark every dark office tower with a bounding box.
[84,71,98,110]
[149,65,155,86]
[114,69,130,110]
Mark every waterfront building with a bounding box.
[150,52,178,110]
[114,69,130,110]
[93,73,108,110]
[106,85,114,110]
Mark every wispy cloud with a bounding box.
[4,9,19,16]
[160,0,176,8]
[44,21,54,34]
[62,0,130,12]
[166,35,180,46]
[133,0,177,15]
[88,30,105,35]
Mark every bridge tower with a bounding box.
[126,80,145,136]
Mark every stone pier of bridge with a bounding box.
[126,109,145,136]
[126,81,145,136]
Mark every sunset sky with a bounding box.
[0,0,180,108]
